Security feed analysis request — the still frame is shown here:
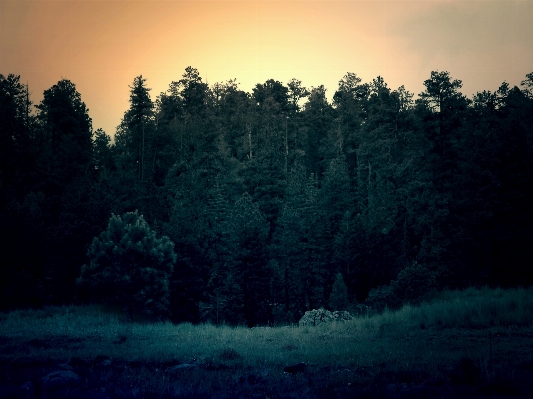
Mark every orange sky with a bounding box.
[1,0,532,137]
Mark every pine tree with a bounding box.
[201,181,242,324]
[320,155,352,267]
[301,85,335,176]
[332,72,370,171]
[227,192,271,326]
[0,74,35,207]
[391,262,436,305]
[115,75,154,183]
[204,269,244,325]
[77,211,176,320]
[329,273,349,311]
[36,79,93,190]
[92,128,113,172]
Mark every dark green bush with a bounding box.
[391,262,436,305]
[77,211,176,320]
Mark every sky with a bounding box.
[1,0,532,137]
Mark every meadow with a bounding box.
[1,286,533,398]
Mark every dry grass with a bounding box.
[1,287,533,397]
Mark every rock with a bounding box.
[284,362,307,374]
[199,361,230,371]
[42,370,81,390]
[299,308,353,326]
[167,363,198,371]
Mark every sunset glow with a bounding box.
[1,0,532,136]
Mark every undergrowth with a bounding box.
[360,285,533,331]
[1,286,532,368]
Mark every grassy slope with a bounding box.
[1,286,533,398]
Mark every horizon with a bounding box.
[1,0,532,136]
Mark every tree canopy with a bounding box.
[1,68,533,325]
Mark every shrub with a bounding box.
[298,308,353,326]
[391,262,436,305]
[77,211,176,320]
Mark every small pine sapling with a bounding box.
[329,273,349,311]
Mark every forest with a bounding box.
[1,68,533,327]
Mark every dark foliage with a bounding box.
[1,69,533,324]
[77,211,176,320]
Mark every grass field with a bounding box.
[1,286,533,398]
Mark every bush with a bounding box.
[391,262,436,305]
[298,308,353,326]
[77,211,176,320]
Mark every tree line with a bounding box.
[1,68,532,325]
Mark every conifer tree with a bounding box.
[204,269,244,325]
[329,273,349,311]
[36,79,93,190]
[78,211,176,320]
[301,85,335,176]
[275,203,304,318]
[201,181,241,324]
[0,74,35,207]
[227,192,271,326]
[115,75,154,184]
[291,173,328,312]
[333,72,370,170]
[92,128,113,172]
[391,262,436,305]
[177,66,209,118]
